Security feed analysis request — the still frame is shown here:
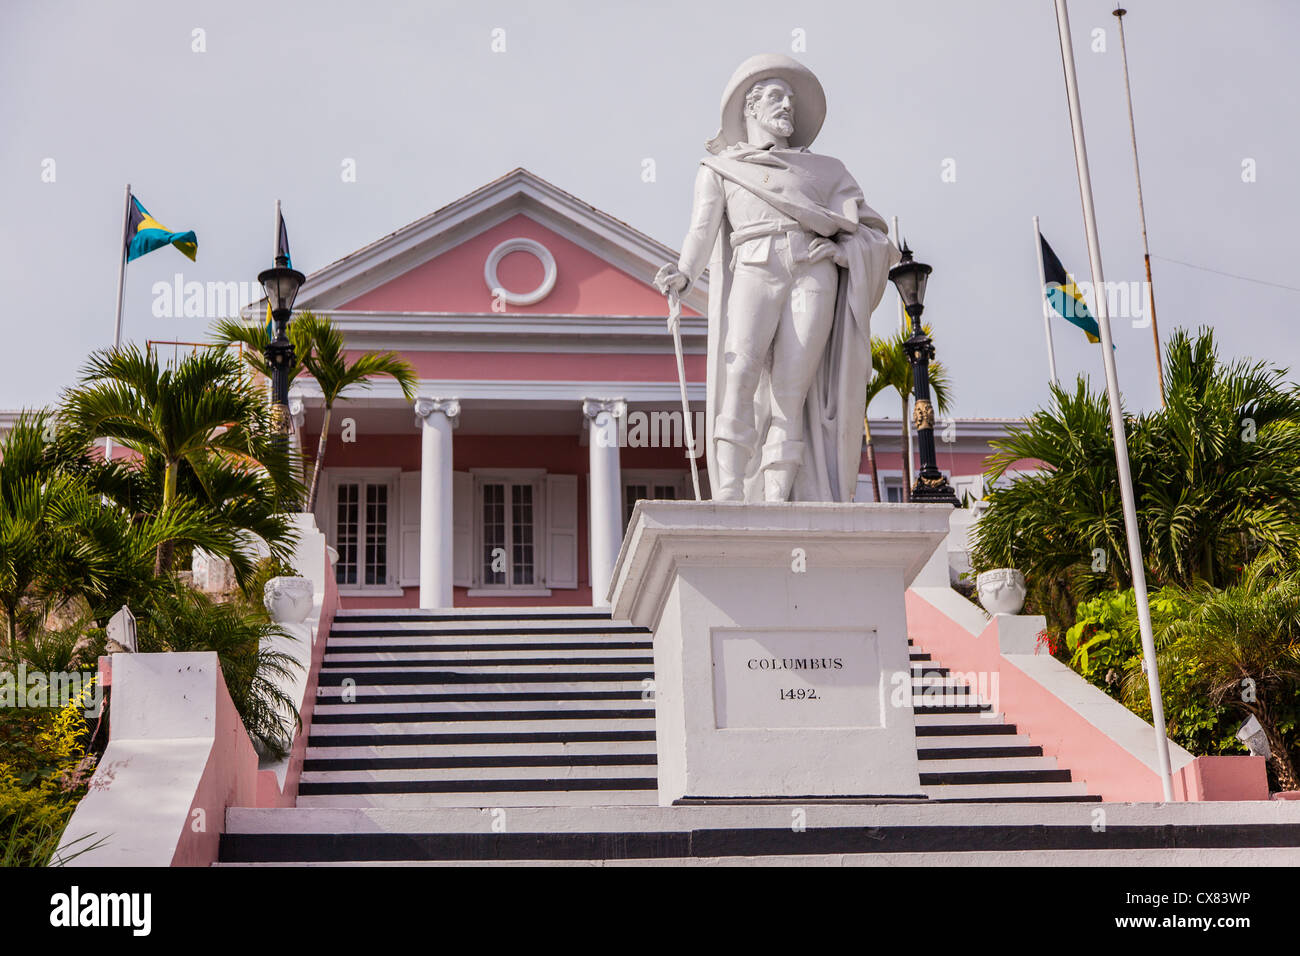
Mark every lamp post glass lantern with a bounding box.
[258,254,305,435]
[888,243,958,506]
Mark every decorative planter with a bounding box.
[263,576,315,624]
[976,568,1027,615]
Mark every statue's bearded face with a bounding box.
[745,79,795,139]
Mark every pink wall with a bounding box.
[318,431,693,609]
[905,591,1269,802]
[170,665,260,866]
[342,213,700,317]
[377,349,706,384]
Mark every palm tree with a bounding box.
[214,312,417,511]
[0,413,226,653]
[211,315,310,470]
[971,328,1300,632]
[293,313,416,511]
[61,345,301,575]
[871,326,953,502]
[1135,554,1300,791]
[862,342,891,502]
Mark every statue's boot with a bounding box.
[713,416,756,501]
[761,440,804,502]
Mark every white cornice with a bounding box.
[317,310,707,346]
[287,378,707,405]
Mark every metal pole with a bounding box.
[105,182,132,463]
[666,291,702,501]
[1033,216,1060,387]
[1055,0,1174,800]
[1114,5,1166,406]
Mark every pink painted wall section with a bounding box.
[171,671,259,866]
[341,213,698,317]
[1174,755,1268,801]
[904,591,1268,802]
[359,349,706,384]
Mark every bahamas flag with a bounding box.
[125,195,197,262]
[264,207,292,336]
[1039,234,1100,344]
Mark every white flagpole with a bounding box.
[1033,216,1059,386]
[105,182,132,463]
[1055,0,1174,801]
[1114,5,1166,407]
[892,215,915,502]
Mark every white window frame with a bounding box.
[327,468,402,596]
[621,469,689,528]
[468,468,551,598]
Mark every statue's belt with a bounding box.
[728,222,823,269]
[729,220,809,246]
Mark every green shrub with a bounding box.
[0,679,100,866]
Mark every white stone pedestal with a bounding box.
[609,501,951,805]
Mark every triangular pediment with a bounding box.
[277,168,706,318]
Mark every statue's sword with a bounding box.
[667,290,703,501]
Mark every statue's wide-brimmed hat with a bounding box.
[706,53,827,154]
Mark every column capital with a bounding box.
[582,398,627,423]
[414,397,461,428]
[287,392,307,430]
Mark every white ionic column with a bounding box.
[287,392,307,482]
[583,398,626,607]
[414,397,460,609]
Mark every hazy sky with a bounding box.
[2,0,1296,417]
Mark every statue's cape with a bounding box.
[701,146,900,501]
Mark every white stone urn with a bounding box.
[976,569,1027,615]
[263,576,315,624]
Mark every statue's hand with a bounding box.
[809,237,848,268]
[654,263,689,297]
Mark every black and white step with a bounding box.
[217,803,1300,866]
[302,608,658,808]
[295,608,1095,808]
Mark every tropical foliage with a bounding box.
[0,343,311,862]
[214,311,416,509]
[972,327,1300,789]
[0,679,101,866]
[971,328,1300,631]
[61,344,303,579]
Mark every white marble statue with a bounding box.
[655,53,900,503]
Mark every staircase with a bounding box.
[218,608,1300,865]
[295,607,1094,807]
[218,613,1123,868]
[299,607,658,808]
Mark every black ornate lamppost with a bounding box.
[888,242,959,506]
[258,254,305,436]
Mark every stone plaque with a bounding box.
[711,628,881,730]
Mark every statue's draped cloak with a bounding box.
[700,146,900,502]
